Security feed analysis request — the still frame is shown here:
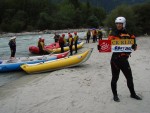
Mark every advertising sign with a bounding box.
[98,39,134,53]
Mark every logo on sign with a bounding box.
[101,42,110,51]
[113,46,132,51]
[99,40,111,52]
[112,45,132,52]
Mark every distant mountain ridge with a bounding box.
[51,0,147,11]
[81,0,147,11]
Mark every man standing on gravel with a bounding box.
[108,17,142,102]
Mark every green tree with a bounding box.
[0,0,107,32]
[13,10,28,30]
[52,3,75,29]
[11,20,25,32]
[37,12,51,30]
[104,5,137,34]
[92,7,106,26]
[133,3,150,35]
[80,1,93,27]
[68,0,80,9]
[0,9,16,32]
[87,15,99,28]
[0,0,6,24]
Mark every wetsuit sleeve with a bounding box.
[130,34,136,44]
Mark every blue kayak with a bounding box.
[0,51,69,72]
[0,56,56,72]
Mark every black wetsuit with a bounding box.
[98,30,103,40]
[86,31,91,43]
[74,36,78,53]
[9,40,16,57]
[54,35,59,42]
[110,29,136,97]
[69,37,73,55]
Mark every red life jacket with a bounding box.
[59,37,64,44]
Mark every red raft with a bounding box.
[29,42,60,54]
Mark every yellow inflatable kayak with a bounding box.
[21,48,93,74]
[46,42,84,53]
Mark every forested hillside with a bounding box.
[0,0,149,35]
[0,0,106,32]
[52,0,147,12]
[82,0,147,11]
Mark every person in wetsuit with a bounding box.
[54,32,59,42]
[38,38,45,55]
[8,36,16,59]
[86,30,91,43]
[92,29,97,43]
[73,32,78,54]
[108,17,142,102]
[58,34,65,53]
[68,34,74,56]
[97,28,103,40]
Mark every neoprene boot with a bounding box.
[113,95,120,102]
[130,94,142,100]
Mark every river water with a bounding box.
[0,32,86,86]
[0,34,55,59]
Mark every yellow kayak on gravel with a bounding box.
[21,48,93,74]
[46,42,84,53]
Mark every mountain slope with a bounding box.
[51,0,147,11]
[81,0,146,11]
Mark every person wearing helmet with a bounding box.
[58,34,66,53]
[74,32,78,54]
[68,32,71,39]
[108,17,141,102]
[62,34,67,46]
[92,29,97,43]
[67,32,71,43]
[8,36,16,59]
[97,28,103,40]
[62,34,65,37]
[108,28,112,36]
[38,38,45,54]
[53,32,59,42]
[68,34,74,55]
[86,29,91,43]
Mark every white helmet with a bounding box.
[115,17,126,28]
[10,36,16,40]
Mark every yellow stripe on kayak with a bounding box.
[47,42,84,53]
[21,48,93,74]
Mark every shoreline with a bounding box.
[0,28,88,38]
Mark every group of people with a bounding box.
[86,28,103,43]
[54,32,79,55]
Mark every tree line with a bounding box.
[0,0,149,35]
[104,2,150,35]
